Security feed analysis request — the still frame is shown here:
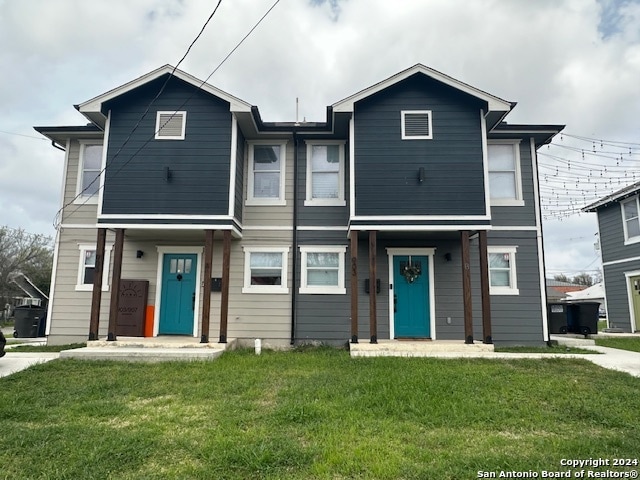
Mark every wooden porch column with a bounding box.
[350,230,358,343]
[219,230,231,343]
[369,230,377,344]
[461,230,473,344]
[88,228,106,341]
[201,229,215,343]
[107,228,125,341]
[478,230,493,344]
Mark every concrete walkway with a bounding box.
[0,352,59,378]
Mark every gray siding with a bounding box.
[354,73,486,217]
[597,201,640,264]
[102,76,232,216]
[60,138,103,225]
[234,127,245,223]
[490,140,537,226]
[602,261,638,332]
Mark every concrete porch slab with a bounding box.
[350,340,494,358]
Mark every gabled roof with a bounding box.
[332,64,514,117]
[583,180,640,212]
[77,65,253,127]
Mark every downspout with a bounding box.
[290,129,299,345]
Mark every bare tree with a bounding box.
[0,227,53,309]
[553,273,571,283]
[572,272,594,287]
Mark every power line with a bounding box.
[0,130,48,141]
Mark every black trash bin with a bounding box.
[0,330,6,357]
[547,303,569,334]
[13,305,46,338]
[569,302,599,336]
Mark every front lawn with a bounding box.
[0,349,638,479]
[595,336,640,353]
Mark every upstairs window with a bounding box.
[305,142,345,206]
[622,197,640,244]
[401,110,432,139]
[488,142,524,206]
[76,141,103,204]
[488,246,519,295]
[247,142,286,206]
[155,111,186,139]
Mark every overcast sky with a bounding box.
[1,0,639,279]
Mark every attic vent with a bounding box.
[155,111,186,139]
[401,110,432,140]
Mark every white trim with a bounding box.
[97,111,109,216]
[243,226,294,231]
[620,196,640,245]
[246,141,287,206]
[75,243,114,292]
[480,110,491,218]
[332,64,512,114]
[349,224,492,232]
[74,139,104,205]
[386,248,436,340]
[349,117,355,219]
[154,246,204,338]
[96,224,242,237]
[603,255,640,267]
[401,110,433,140]
[530,137,549,341]
[98,214,233,220]
[60,223,100,229]
[488,140,524,206]
[487,246,519,295]
[228,114,238,218]
[297,226,348,231]
[491,226,538,231]
[351,215,491,221]
[624,270,640,333]
[304,140,346,206]
[45,228,62,336]
[241,246,290,294]
[299,246,346,294]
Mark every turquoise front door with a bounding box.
[393,255,430,338]
[159,254,197,335]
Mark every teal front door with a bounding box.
[159,254,197,335]
[393,255,430,338]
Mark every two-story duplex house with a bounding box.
[36,64,563,347]
[584,182,640,332]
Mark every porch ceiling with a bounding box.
[120,229,234,243]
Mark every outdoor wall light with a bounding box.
[136,250,144,259]
[164,166,172,182]
[444,253,452,262]
[418,167,426,183]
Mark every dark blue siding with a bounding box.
[354,73,486,217]
[102,76,232,216]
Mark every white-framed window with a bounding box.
[246,142,287,206]
[304,141,345,206]
[242,246,289,294]
[401,110,433,140]
[75,141,103,204]
[488,141,524,206]
[299,246,346,294]
[155,111,186,140]
[621,196,640,244]
[487,246,519,295]
[76,243,113,291]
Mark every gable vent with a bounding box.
[401,110,433,140]
[155,111,186,139]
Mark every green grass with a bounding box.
[1,349,639,479]
[598,319,607,331]
[495,344,598,354]
[595,337,640,353]
[7,342,86,352]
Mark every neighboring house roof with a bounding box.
[76,65,253,128]
[565,282,605,302]
[546,279,576,287]
[583,180,640,212]
[331,63,514,130]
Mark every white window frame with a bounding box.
[155,111,187,140]
[75,141,104,205]
[242,246,290,294]
[487,246,519,295]
[488,140,524,207]
[246,142,287,206]
[401,110,433,140]
[304,141,346,207]
[621,196,640,245]
[299,246,347,294]
[75,243,114,291]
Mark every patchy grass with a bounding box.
[595,337,640,353]
[0,349,638,479]
[8,342,86,352]
[495,344,598,354]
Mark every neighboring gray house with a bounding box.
[36,64,563,347]
[584,181,640,332]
